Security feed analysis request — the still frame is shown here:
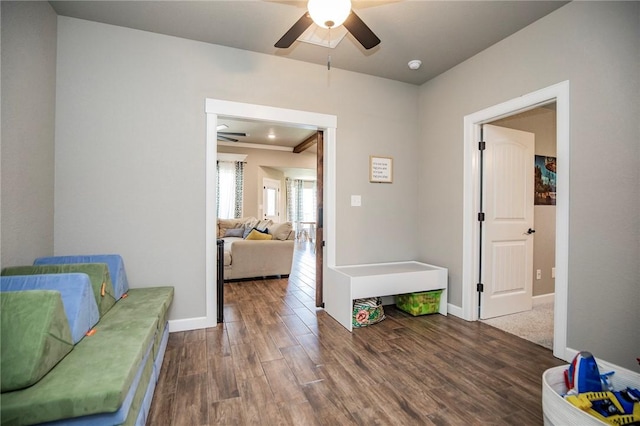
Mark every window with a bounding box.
[286,178,316,223]
[216,160,244,219]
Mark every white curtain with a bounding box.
[217,161,236,219]
[286,178,316,226]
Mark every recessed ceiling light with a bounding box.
[267,134,276,140]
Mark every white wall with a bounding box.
[418,1,640,370]
[54,17,419,321]
[1,2,57,268]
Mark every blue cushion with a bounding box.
[0,274,99,344]
[34,254,129,300]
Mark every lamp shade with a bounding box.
[307,0,352,29]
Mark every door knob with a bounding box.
[526,228,536,235]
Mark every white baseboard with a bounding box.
[534,293,555,306]
[447,303,464,319]
[168,316,217,332]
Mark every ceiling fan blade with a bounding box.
[218,132,247,137]
[343,11,380,50]
[217,135,238,142]
[275,13,313,48]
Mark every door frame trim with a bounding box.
[461,81,570,361]
[204,99,337,329]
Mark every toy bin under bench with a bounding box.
[325,261,448,331]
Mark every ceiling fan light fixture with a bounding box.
[307,0,352,29]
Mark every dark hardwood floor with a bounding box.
[147,242,565,425]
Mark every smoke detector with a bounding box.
[408,60,422,70]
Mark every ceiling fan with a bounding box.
[216,124,247,142]
[275,0,381,50]
[217,131,247,142]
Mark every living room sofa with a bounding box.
[218,217,295,280]
[0,255,173,426]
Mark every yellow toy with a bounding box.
[565,389,640,426]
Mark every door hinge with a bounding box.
[477,283,484,292]
[478,212,485,222]
[478,141,486,151]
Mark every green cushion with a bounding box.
[2,264,116,317]
[0,287,174,425]
[1,290,74,392]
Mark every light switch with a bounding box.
[351,195,361,207]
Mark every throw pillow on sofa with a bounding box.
[246,229,273,240]
[224,228,244,238]
[255,219,273,231]
[242,225,256,239]
[218,217,257,238]
[269,222,294,241]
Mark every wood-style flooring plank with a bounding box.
[148,242,565,425]
[277,401,322,426]
[178,338,207,377]
[172,372,209,426]
[146,388,175,426]
[262,358,308,404]
[230,343,265,381]
[209,398,245,425]
[207,354,239,402]
[281,344,321,385]
[205,326,231,358]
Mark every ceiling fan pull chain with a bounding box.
[327,27,331,70]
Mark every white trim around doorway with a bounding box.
[461,81,570,362]
[197,99,337,331]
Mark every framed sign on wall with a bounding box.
[369,156,393,183]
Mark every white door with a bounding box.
[262,178,281,223]
[481,124,535,319]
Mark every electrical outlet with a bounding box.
[551,267,556,278]
[536,269,542,280]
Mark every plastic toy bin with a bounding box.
[395,290,443,316]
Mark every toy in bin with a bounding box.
[565,351,606,394]
[563,351,640,425]
[395,290,442,316]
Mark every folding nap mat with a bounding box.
[2,264,116,317]
[0,287,174,426]
[0,274,100,344]
[34,254,130,300]
[1,290,74,393]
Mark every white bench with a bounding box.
[325,261,448,331]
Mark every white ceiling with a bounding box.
[48,0,568,148]
[217,116,318,150]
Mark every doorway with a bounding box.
[262,178,281,223]
[205,99,337,329]
[479,108,557,349]
[461,81,570,362]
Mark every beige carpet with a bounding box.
[481,302,554,350]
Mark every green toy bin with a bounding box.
[395,290,442,316]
